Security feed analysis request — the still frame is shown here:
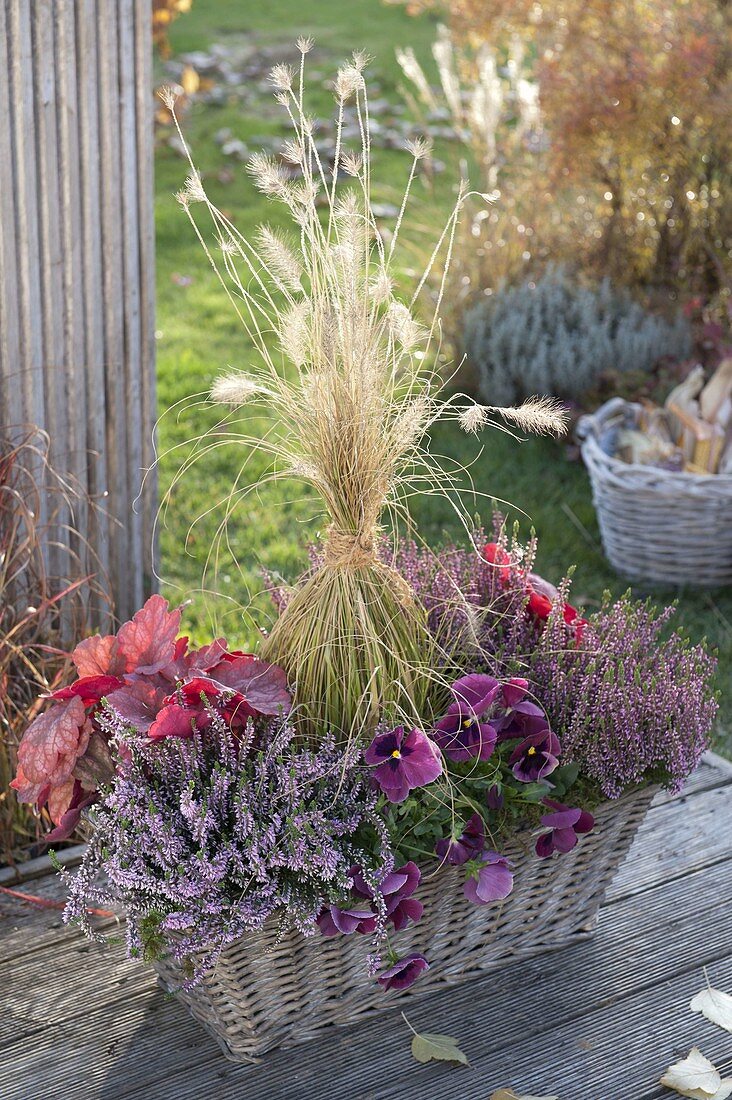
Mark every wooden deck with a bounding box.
[3,753,731,1100]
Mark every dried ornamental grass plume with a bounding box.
[256,227,303,292]
[157,84,178,111]
[269,63,295,92]
[210,373,263,408]
[176,170,206,205]
[458,396,569,437]
[164,46,563,740]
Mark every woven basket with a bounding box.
[153,782,656,1063]
[578,397,732,587]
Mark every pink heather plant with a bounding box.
[387,529,718,796]
[530,592,719,797]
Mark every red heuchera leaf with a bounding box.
[47,778,77,825]
[51,675,124,706]
[11,697,89,803]
[10,763,49,808]
[72,595,182,680]
[45,780,96,836]
[73,634,125,678]
[165,637,230,681]
[148,703,204,741]
[206,655,291,715]
[105,680,169,733]
[115,594,182,676]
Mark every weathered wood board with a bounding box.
[0,0,157,624]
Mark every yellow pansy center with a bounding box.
[462,718,473,728]
[391,749,402,759]
[527,746,537,756]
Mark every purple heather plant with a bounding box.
[60,707,394,985]
[528,591,719,796]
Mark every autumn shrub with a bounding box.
[464,265,692,405]
[400,0,732,311]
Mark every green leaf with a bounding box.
[411,1032,470,1066]
[519,781,552,803]
[548,762,580,796]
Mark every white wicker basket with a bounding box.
[578,397,732,587]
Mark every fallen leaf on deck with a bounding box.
[410,1032,469,1066]
[691,973,732,1034]
[490,1089,559,1100]
[660,1047,732,1099]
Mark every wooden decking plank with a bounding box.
[1,854,728,1099]
[607,783,731,901]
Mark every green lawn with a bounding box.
[155,0,731,748]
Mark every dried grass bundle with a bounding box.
[162,45,564,740]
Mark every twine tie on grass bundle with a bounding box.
[323,526,377,570]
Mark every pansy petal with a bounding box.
[552,827,579,854]
[535,831,555,859]
[541,807,582,830]
[501,677,529,707]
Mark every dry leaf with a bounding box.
[660,1047,732,1099]
[691,981,732,1035]
[490,1090,559,1100]
[410,1031,469,1066]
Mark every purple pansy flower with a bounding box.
[535,800,595,858]
[321,861,424,936]
[463,850,514,905]
[435,812,485,866]
[433,673,501,762]
[316,904,376,936]
[500,676,530,707]
[364,726,442,803]
[495,699,550,743]
[377,952,430,992]
[486,784,504,811]
[509,728,561,782]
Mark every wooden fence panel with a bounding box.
[0,0,157,626]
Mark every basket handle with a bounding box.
[575,396,631,443]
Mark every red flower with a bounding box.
[483,542,514,589]
[482,544,587,644]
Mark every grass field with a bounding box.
[155,0,731,746]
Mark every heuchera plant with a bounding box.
[11,595,290,840]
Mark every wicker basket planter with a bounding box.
[153,782,656,1063]
[578,397,732,587]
